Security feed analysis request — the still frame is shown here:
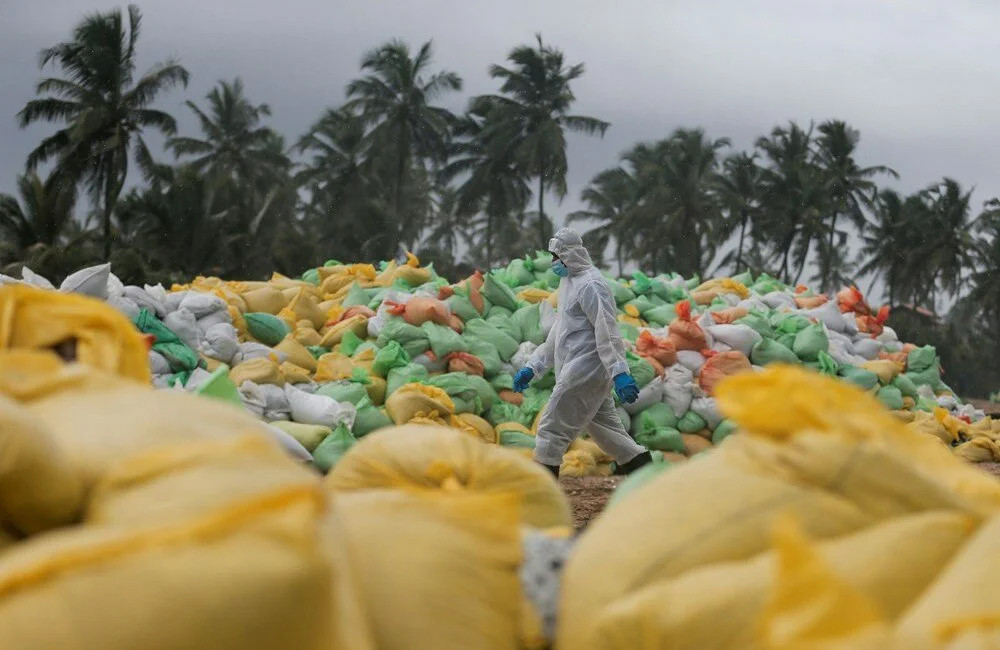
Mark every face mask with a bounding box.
[552,260,569,278]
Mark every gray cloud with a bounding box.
[3,0,999,229]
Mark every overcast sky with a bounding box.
[3,0,999,234]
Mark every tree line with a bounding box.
[2,5,999,396]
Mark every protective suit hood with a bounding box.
[549,228,593,275]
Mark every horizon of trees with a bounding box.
[2,5,999,396]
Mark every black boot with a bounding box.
[615,451,653,475]
[540,463,560,479]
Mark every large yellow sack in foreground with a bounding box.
[327,489,523,650]
[0,285,150,383]
[581,511,973,650]
[0,394,85,535]
[557,366,1000,650]
[325,425,571,528]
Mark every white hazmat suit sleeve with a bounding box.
[526,316,558,377]
[579,282,629,379]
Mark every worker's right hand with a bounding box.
[513,367,534,393]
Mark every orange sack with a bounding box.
[446,351,485,377]
[837,285,870,315]
[668,300,707,352]
[794,294,828,309]
[636,330,678,367]
[698,350,752,395]
[388,297,452,327]
[709,306,749,325]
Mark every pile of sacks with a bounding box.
[558,365,1000,649]
[3,253,995,473]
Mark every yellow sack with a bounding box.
[618,313,643,328]
[560,450,597,477]
[557,366,1000,650]
[517,288,551,304]
[320,315,369,348]
[365,375,387,406]
[228,305,247,338]
[274,334,318,373]
[286,289,327,330]
[327,489,523,650]
[274,307,298,331]
[897,514,1000,646]
[229,357,282,386]
[325,425,571,528]
[395,265,431,287]
[294,327,323,347]
[279,362,313,385]
[904,411,953,444]
[954,438,1000,463]
[241,286,288,314]
[457,413,498,443]
[408,410,451,427]
[861,360,903,385]
[373,261,398,287]
[0,394,85,535]
[267,272,316,291]
[352,346,376,376]
[314,353,355,383]
[269,421,331,452]
[385,384,455,424]
[0,285,150,383]
[574,511,973,650]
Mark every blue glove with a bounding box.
[614,373,640,404]
[513,367,534,393]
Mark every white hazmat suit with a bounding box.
[526,228,647,466]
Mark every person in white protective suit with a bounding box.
[513,228,653,477]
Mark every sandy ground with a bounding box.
[563,462,1000,531]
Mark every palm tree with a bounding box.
[754,122,827,283]
[921,178,977,309]
[813,120,896,292]
[346,39,462,250]
[475,35,609,247]
[967,199,1000,359]
[168,78,288,190]
[568,167,637,276]
[0,172,77,256]
[441,103,530,267]
[714,152,761,275]
[17,5,188,261]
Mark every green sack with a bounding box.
[677,411,707,434]
[521,387,551,418]
[839,366,879,391]
[377,318,430,358]
[488,312,523,343]
[644,304,678,327]
[876,385,905,410]
[446,293,480,322]
[533,369,556,390]
[464,319,519,362]
[465,336,503,377]
[626,352,656,388]
[618,322,640,344]
[386,363,429,396]
[315,381,369,406]
[750,338,800,366]
[736,310,774,338]
[625,296,655,318]
[607,279,637,305]
[635,427,685,453]
[712,419,738,445]
[752,273,785,294]
[339,330,364,357]
[427,373,497,415]
[512,304,545,345]
[915,396,938,412]
[891,374,919,399]
[307,345,329,360]
[793,323,829,361]
[244,312,291,347]
[507,259,536,287]
[491,373,515,392]
[776,333,797,351]
[772,313,811,334]
[483,272,520,311]
[421,322,468,358]
[311,423,356,473]
[608,460,673,508]
[630,271,652,295]
[904,367,943,391]
[301,268,320,286]
[816,350,840,376]
[731,271,754,286]
[635,403,678,435]
[341,282,372,308]
[133,309,201,373]
[372,340,412,378]
[352,403,394,438]
[907,346,939,373]
[488,402,533,428]
[498,429,536,449]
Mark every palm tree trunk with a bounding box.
[793,233,812,286]
[777,218,798,283]
[735,208,748,274]
[486,211,494,268]
[824,212,839,293]
[395,134,409,250]
[102,160,123,262]
[538,175,546,248]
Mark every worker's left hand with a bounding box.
[613,373,640,404]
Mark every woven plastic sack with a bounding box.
[750,338,799,366]
[793,323,829,362]
[376,318,430,359]
[386,363,429,396]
